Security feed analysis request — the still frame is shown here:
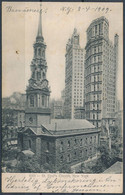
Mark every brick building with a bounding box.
[18,119,100,172]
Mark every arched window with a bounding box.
[29,140,31,149]
[32,71,35,79]
[37,72,41,81]
[44,96,47,107]
[60,141,63,152]
[30,95,34,107]
[42,95,44,106]
[80,138,82,146]
[67,140,70,148]
[43,72,45,79]
[42,50,45,57]
[38,48,41,56]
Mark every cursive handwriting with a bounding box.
[5,5,111,14]
[6,6,48,13]
[2,174,122,193]
[60,6,112,14]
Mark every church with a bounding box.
[18,5,100,173]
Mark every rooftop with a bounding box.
[87,16,109,32]
[42,119,95,131]
[22,150,35,157]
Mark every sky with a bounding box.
[2,2,123,101]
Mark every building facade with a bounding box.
[74,106,85,119]
[18,119,100,172]
[84,17,118,127]
[50,100,64,119]
[64,29,84,119]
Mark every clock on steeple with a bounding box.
[25,4,51,133]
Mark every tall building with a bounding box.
[64,28,84,119]
[25,5,51,133]
[50,99,64,119]
[84,16,118,127]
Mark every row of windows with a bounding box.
[60,136,97,149]
[87,23,104,41]
[34,48,45,58]
[30,95,47,107]
[86,45,102,59]
[85,65,102,77]
[86,55,102,66]
[60,147,96,162]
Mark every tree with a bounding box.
[90,145,116,173]
[59,164,71,173]
[17,155,43,173]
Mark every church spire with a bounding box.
[37,4,43,39]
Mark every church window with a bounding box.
[90,137,92,144]
[42,95,44,106]
[47,142,49,151]
[85,149,87,156]
[32,71,35,79]
[38,48,41,56]
[44,96,47,107]
[30,95,34,107]
[80,138,82,146]
[60,141,63,152]
[90,148,92,154]
[42,50,45,57]
[67,140,70,148]
[28,140,31,149]
[43,72,45,79]
[37,72,41,81]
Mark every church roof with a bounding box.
[23,120,99,137]
[42,119,96,131]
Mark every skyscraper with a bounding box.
[64,28,84,119]
[25,5,51,133]
[84,16,118,127]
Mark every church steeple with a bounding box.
[25,2,51,133]
[37,4,43,40]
